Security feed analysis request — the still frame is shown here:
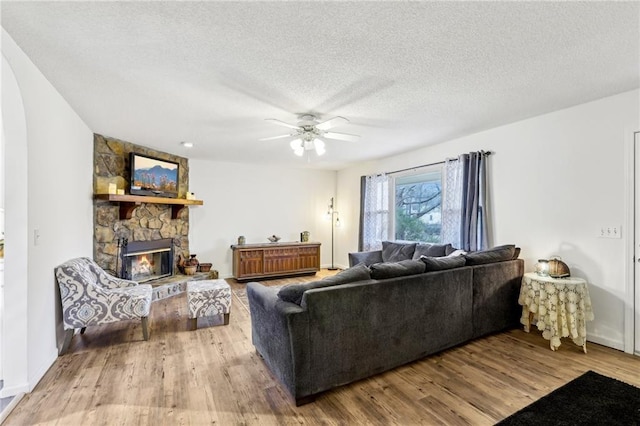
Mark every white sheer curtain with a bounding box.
[442,152,489,251]
[360,173,390,251]
[441,158,463,249]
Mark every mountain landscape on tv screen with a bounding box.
[133,165,178,192]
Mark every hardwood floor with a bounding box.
[6,270,640,425]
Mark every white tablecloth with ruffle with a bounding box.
[518,272,594,351]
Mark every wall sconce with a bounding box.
[327,197,340,270]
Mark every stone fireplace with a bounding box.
[93,134,191,277]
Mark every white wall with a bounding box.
[189,160,338,276]
[337,90,640,351]
[1,29,93,396]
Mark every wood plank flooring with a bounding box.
[5,270,640,425]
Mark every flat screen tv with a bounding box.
[130,153,179,198]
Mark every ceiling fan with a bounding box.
[260,114,360,156]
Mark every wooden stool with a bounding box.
[186,279,231,330]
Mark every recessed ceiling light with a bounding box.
[181,141,193,148]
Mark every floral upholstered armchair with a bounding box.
[55,257,153,355]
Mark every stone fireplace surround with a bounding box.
[93,134,192,277]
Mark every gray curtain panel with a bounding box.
[459,151,489,251]
[358,175,366,251]
[443,151,490,251]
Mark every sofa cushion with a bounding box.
[463,244,516,266]
[412,243,452,259]
[382,241,417,262]
[277,263,371,305]
[445,244,457,256]
[420,255,466,271]
[369,259,426,279]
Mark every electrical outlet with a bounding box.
[598,225,621,239]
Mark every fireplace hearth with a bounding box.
[120,238,174,283]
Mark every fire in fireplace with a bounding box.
[120,238,174,283]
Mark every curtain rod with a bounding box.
[385,150,492,176]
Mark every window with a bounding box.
[393,168,442,243]
[360,153,488,250]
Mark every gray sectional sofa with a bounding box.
[247,242,524,405]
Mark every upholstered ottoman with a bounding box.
[186,279,231,330]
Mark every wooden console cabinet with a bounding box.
[231,242,321,281]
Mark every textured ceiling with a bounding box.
[2,2,638,170]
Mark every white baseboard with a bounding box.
[0,383,28,398]
[28,348,58,392]
[0,392,25,423]
[588,333,625,352]
[320,264,348,270]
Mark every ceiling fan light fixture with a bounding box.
[290,138,304,156]
[314,138,326,156]
[265,114,360,158]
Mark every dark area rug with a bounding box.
[232,282,284,313]
[232,286,250,312]
[231,271,332,312]
[498,371,640,425]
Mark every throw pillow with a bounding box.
[277,263,371,305]
[348,250,383,267]
[420,255,466,271]
[513,247,521,259]
[463,244,516,266]
[369,259,426,280]
[411,243,452,258]
[445,244,457,256]
[446,249,467,257]
[381,241,417,262]
[412,243,432,259]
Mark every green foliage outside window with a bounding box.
[394,173,442,243]
[395,210,441,242]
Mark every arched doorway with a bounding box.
[0,52,29,399]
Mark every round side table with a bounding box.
[518,272,594,353]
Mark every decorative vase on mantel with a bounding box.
[176,254,186,274]
[188,254,199,268]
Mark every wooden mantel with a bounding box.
[94,194,204,220]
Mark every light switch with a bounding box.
[598,225,621,239]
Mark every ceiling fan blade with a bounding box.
[324,131,360,142]
[316,116,349,130]
[259,134,292,141]
[265,118,300,130]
